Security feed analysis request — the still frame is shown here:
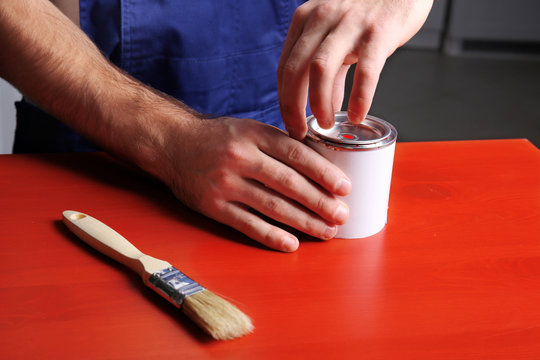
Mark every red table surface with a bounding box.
[1,139,539,359]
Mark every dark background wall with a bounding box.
[343,0,540,147]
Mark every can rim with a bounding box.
[306,112,397,150]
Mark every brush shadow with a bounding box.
[54,220,214,344]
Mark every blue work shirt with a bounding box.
[14,0,307,153]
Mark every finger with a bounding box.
[278,3,341,140]
[308,19,361,129]
[237,179,339,240]
[217,202,300,252]
[278,58,309,140]
[278,2,314,90]
[347,32,388,124]
[278,5,312,140]
[258,130,352,196]
[246,152,349,225]
[332,64,351,112]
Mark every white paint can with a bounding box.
[305,112,397,239]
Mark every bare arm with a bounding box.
[0,0,351,252]
[0,0,198,175]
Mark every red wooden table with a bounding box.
[1,139,539,359]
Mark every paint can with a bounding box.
[305,112,397,239]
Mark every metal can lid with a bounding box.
[306,112,397,150]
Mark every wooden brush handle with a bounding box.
[62,210,171,278]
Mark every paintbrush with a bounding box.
[62,210,253,340]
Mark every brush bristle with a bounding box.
[182,289,254,340]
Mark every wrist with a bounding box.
[99,79,203,186]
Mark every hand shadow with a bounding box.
[36,151,270,250]
[39,151,322,251]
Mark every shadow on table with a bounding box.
[36,152,323,251]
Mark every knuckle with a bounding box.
[280,171,299,191]
[301,217,329,239]
[286,144,305,164]
[310,56,328,78]
[291,11,302,26]
[293,34,311,51]
[262,228,283,250]
[353,65,378,85]
[317,165,334,184]
[223,141,246,163]
[292,4,309,24]
[263,196,285,215]
[316,195,330,213]
[237,212,258,233]
[365,22,386,39]
[312,2,335,21]
[340,10,361,30]
[279,59,301,80]
[210,168,235,191]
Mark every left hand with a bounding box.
[278,0,433,139]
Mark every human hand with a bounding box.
[160,117,351,252]
[278,0,433,139]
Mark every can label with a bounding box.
[305,112,397,239]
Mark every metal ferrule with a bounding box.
[147,267,205,308]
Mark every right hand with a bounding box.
[158,116,351,252]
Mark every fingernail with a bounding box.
[336,178,352,195]
[334,204,349,224]
[323,225,338,240]
[282,235,299,252]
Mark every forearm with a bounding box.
[0,0,199,180]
